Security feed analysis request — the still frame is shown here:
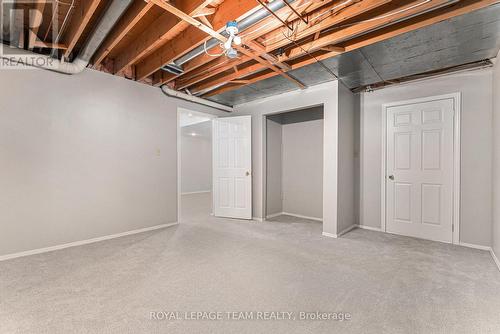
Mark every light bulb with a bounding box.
[227,48,238,59]
[233,36,241,46]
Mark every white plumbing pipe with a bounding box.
[0,46,88,74]
[0,0,132,75]
[161,85,234,113]
[0,0,232,112]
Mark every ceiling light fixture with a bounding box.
[223,21,241,59]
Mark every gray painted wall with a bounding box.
[181,121,212,194]
[493,55,500,259]
[0,67,223,257]
[360,69,493,247]
[337,83,359,233]
[266,119,282,216]
[282,119,324,219]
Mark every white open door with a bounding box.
[213,116,252,219]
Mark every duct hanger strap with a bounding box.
[255,0,294,31]
[283,0,308,24]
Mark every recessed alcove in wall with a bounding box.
[265,106,324,222]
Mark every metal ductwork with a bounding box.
[162,63,184,75]
[0,0,133,74]
[172,0,297,67]
[78,1,133,63]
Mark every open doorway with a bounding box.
[265,106,324,225]
[178,108,215,223]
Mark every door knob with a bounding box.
[246,171,251,176]
[388,175,395,180]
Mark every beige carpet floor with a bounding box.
[1,192,499,334]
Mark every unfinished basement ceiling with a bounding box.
[208,4,500,106]
[3,0,499,110]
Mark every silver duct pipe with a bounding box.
[173,0,297,67]
[0,0,133,74]
[161,85,234,113]
[77,0,134,63]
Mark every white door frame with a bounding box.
[380,93,461,244]
[177,107,217,223]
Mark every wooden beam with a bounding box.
[113,13,181,74]
[199,0,446,94]
[169,0,331,85]
[148,0,232,46]
[246,40,291,71]
[195,46,341,96]
[92,0,154,67]
[192,8,216,17]
[153,71,177,86]
[28,0,46,48]
[176,0,389,90]
[198,15,213,29]
[204,0,499,97]
[256,0,294,31]
[203,49,343,97]
[191,62,264,94]
[176,56,251,90]
[282,0,455,60]
[33,41,67,49]
[343,0,500,51]
[203,70,277,97]
[231,80,251,84]
[144,0,305,88]
[63,0,103,58]
[283,0,309,24]
[261,0,390,52]
[113,0,215,74]
[134,0,260,80]
[320,46,345,53]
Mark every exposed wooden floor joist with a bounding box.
[8,0,498,101]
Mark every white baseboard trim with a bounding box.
[356,224,383,232]
[457,243,500,271]
[322,224,383,237]
[458,242,492,251]
[181,191,211,195]
[337,225,357,237]
[265,212,283,219]
[253,217,264,222]
[282,212,323,222]
[0,222,179,262]
[490,249,500,272]
[321,225,500,272]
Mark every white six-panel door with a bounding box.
[213,116,252,219]
[385,97,456,243]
